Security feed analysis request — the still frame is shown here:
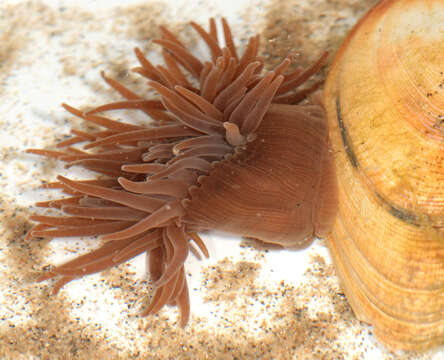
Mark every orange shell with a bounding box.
[324,0,444,350]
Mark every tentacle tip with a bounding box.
[83,142,96,150]
[56,175,67,183]
[246,133,257,143]
[52,287,62,296]
[152,279,163,288]
[28,214,39,222]
[172,146,181,156]
[181,198,191,208]
[147,80,158,88]
[223,121,245,146]
[24,232,33,241]
[139,309,150,317]
[36,271,56,283]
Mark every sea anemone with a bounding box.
[27,18,336,326]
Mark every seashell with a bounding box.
[27,19,337,327]
[323,0,444,350]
